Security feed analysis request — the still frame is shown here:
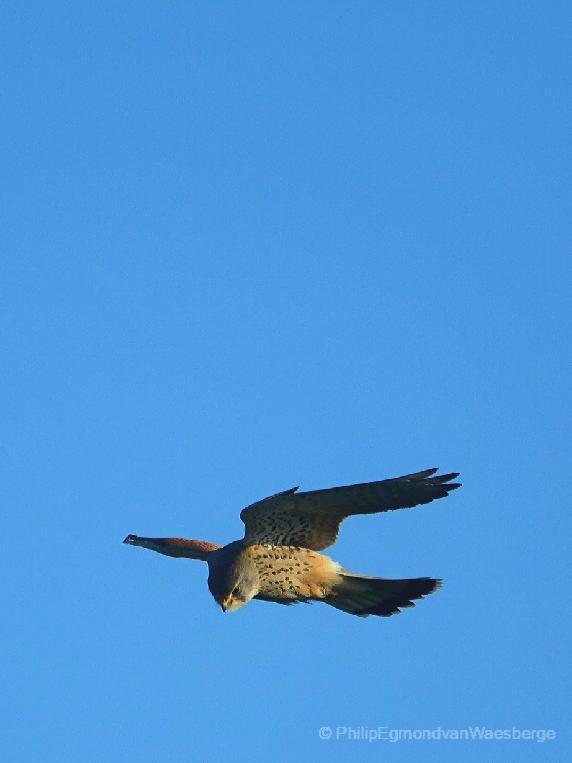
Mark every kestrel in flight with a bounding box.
[124,468,460,618]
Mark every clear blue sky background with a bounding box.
[2,2,570,761]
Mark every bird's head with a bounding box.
[207,553,259,613]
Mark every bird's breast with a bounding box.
[246,545,341,600]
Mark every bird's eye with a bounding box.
[232,586,240,596]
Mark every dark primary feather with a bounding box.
[291,468,460,514]
[241,468,461,551]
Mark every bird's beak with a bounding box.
[220,596,232,612]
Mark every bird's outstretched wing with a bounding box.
[240,468,461,551]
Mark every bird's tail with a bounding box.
[327,572,441,617]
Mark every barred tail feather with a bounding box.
[327,573,441,617]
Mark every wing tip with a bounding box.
[407,468,461,484]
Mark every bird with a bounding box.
[123,467,460,618]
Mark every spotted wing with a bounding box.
[240,468,461,551]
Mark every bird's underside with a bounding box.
[124,467,461,618]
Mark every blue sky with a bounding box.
[2,2,570,761]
